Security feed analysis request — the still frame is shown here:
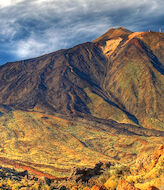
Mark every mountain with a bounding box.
[0,27,163,189]
[0,27,164,129]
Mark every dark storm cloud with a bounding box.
[0,0,164,64]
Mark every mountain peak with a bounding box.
[109,26,132,33]
[93,27,132,43]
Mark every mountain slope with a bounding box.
[94,28,164,130]
[0,28,164,129]
[0,43,108,115]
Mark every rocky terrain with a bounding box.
[0,144,163,189]
[0,27,163,189]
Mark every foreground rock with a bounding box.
[117,180,141,190]
[69,162,109,183]
[91,185,107,190]
[136,144,164,172]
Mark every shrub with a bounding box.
[104,175,119,190]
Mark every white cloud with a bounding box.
[14,30,68,58]
[0,0,11,7]
[0,0,24,7]
[15,38,46,57]
[0,0,164,62]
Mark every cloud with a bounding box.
[0,0,164,63]
[14,31,68,58]
[0,0,24,7]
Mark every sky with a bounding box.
[0,0,164,64]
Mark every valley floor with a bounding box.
[0,110,163,190]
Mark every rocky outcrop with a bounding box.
[69,162,106,182]
[136,144,164,172]
[17,170,28,178]
[117,180,141,190]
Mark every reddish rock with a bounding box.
[91,185,107,190]
[136,144,164,172]
[117,180,141,190]
[147,186,159,190]
[151,144,164,169]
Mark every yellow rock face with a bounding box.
[101,37,122,56]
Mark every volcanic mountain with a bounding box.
[0,27,163,188]
[0,27,164,129]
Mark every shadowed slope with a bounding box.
[0,40,139,125]
[0,43,107,115]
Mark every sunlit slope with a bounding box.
[95,144,164,190]
[94,28,164,130]
[0,109,163,177]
